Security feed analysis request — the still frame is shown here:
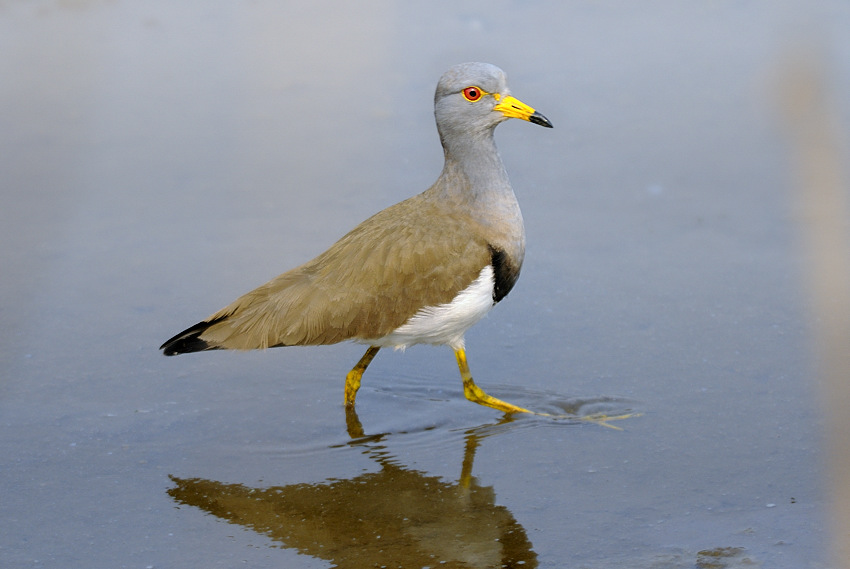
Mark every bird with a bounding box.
[160,62,553,414]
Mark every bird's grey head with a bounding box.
[433,62,552,145]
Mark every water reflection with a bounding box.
[168,410,537,568]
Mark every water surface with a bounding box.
[2,2,847,567]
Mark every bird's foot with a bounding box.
[462,379,533,414]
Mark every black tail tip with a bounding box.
[160,319,220,355]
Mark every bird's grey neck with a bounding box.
[427,130,526,266]
[433,132,512,203]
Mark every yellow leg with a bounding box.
[454,348,532,414]
[344,346,380,407]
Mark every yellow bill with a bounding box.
[494,95,553,128]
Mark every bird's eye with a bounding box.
[462,86,483,102]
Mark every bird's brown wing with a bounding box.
[194,195,492,350]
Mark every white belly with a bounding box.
[367,265,496,350]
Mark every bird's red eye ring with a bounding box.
[462,86,484,102]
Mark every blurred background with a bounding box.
[2,1,849,568]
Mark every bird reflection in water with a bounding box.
[168,409,538,568]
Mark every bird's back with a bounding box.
[188,192,493,350]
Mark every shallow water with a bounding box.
[2,2,848,568]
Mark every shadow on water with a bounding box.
[168,410,538,568]
[166,404,760,568]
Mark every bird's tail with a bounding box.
[160,317,226,356]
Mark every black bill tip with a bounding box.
[529,111,553,128]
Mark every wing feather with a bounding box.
[193,194,491,350]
